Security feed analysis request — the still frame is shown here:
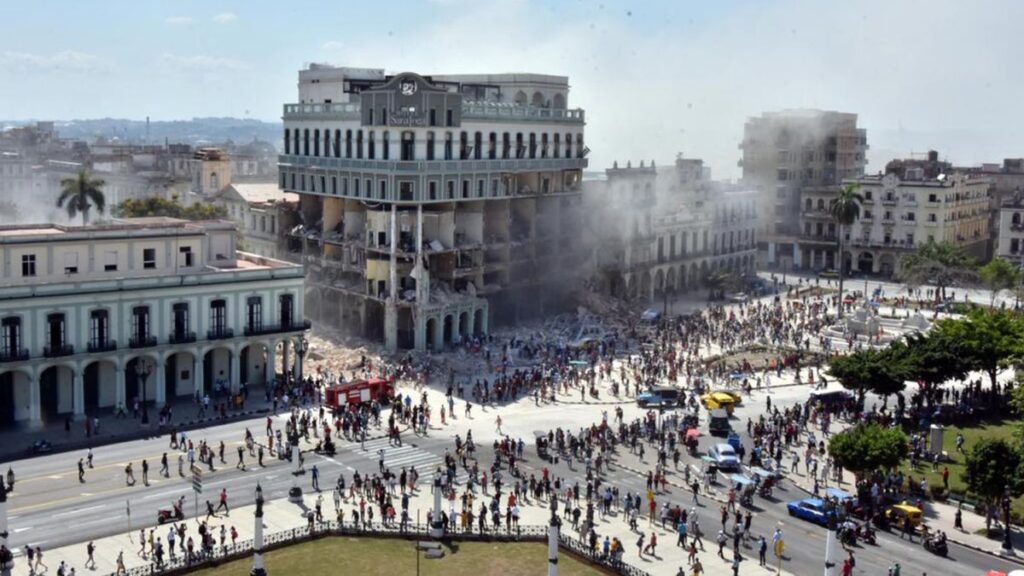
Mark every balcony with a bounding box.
[244,319,312,337]
[129,335,158,349]
[169,331,197,344]
[87,339,118,353]
[0,348,29,363]
[207,327,235,340]
[43,344,75,358]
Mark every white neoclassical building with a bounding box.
[0,218,307,428]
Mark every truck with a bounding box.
[324,377,396,410]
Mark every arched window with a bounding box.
[444,132,453,160]
[284,129,291,155]
[400,131,414,161]
[334,129,341,158]
[345,130,353,158]
[368,131,376,160]
[575,134,583,158]
[553,133,561,158]
[382,131,390,161]
[356,130,364,159]
[553,93,566,109]
[817,199,825,210]
[426,131,435,161]
[1014,212,1022,225]
[514,90,527,106]
[313,129,320,157]
[488,132,497,160]
[805,198,812,210]
[459,132,468,160]
[564,132,572,158]
[531,91,544,107]
[502,133,511,159]
[515,133,524,158]
[541,133,549,158]
[528,133,537,159]
[303,129,309,156]
[473,132,482,160]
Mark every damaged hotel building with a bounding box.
[278,66,587,351]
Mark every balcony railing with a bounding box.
[207,327,235,340]
[43,344,75,358]
[244,319,312,337]
[87,339,118,353]
[0,348,29,363]
[129,335,158,349]
[169,331,197,344]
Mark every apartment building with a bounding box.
[800,172,989,276]
[0,219,307,428]
[997,194,1024,262]
[739,109,867,270]
[214,182,299,259]
[586,156,757,300]
[278,65,588,351]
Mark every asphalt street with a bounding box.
[4,384,1022,576]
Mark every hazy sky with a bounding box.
[1,0,1020,178]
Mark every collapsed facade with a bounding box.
[585,156,759,300]
[278,66,587,351]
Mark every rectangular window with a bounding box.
[143,248,156,269]
[179,246,194,267]
[104,251,118,272]
[210,299,227,333]
[63,252,78,274]
[246,297,263,333]
[445,109,454,127]
[21,254,36,277]
[2,317,20,355]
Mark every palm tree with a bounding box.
[897,239,976,301]
[57,169,106,225]
[829,183,864,318]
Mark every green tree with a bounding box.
[897,240,976,301]
[903,332,969,393]
[829,183,863,318]
[963,438,1024,511]
[827,347,908,404]
[705,271,738,301]
[115,196,227,221]
[979,257,1022,307]
[828,423,908,479]
[57,169,106,225]
[932,309,1024,388]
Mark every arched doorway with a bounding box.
[473,309,484,337]
[425,318,437,350]
[124,356,158,411]
[203,347,232,397]
[458,311,470,341]
[857,252,874,274]
[443,315,454,346]
[84,359,118,413]
[39,365,73,421]
[880,254,896,277]
[0,369,30,427]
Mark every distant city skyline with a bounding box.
[1,0,1021,178]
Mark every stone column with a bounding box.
[72,366,85,421]
[265,344,277,385]
[193,356,204,398]
[281,340,290,381]
[155,357,167,406]
[230,349,241,394]
[115,362,126,411]
[252,487,267,576]
[28,367,41,428]
[385,203,399,351]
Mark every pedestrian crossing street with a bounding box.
[352,437,469,484]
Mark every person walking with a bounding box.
[216,488,229,515]
[758,535,767,566]
[160,453,169,477]
[141,459,149,485]
[311,464,320,491]
[236,445,246,470]
[78,459,85,483]
[115,550,126,575]
[125,462,136,486]
[85,541,96,569]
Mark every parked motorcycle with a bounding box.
[923,535,948,557]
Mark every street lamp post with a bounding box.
[135,359,153,426]
[288,429,303,503]
[251,483,266,576]
[296,336,308,384]
[547,494,561,576]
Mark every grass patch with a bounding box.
[898,418,1024,518]
[194,537,603,576]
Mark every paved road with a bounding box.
[5,388,1022,576]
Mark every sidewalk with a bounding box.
[10,478,797,576]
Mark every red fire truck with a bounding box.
[324,377,396,410]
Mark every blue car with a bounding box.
[786,498,838,527]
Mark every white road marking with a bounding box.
[141,489,183,501]
[13,527,32,533]
[53,504,106,518]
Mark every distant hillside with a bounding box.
[2,117,283,148]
